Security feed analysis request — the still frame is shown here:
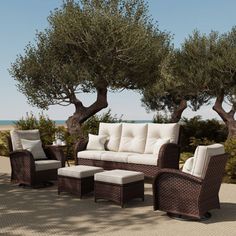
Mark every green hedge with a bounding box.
[224,138,236,183]
[180,116,227,152]
[0,130,10,156]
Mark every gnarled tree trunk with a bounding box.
[170,99,187,123]
[213,91,236,139]
[66,86,108,136]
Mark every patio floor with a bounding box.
[0,156,236,236]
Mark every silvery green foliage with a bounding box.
[9,0,170,110]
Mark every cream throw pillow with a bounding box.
[21,139,47,160]
[153,138,170,155]
[86,134,107,151]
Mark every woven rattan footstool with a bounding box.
[58,165,103,198]
[94,169,144,207]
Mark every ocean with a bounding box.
[0,120,66,125]
[0,120,152,125]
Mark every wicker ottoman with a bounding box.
[94,169,144,207]
[58,165,103,198]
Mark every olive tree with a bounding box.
[141,47,208,123]
[177,29,236,138]
[9,0,170,135]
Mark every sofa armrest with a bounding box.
[157,143,180,169]
[153,168,203,211]
[44,145,66,167]
[74,138,88,164]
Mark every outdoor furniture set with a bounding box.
[8,123,228,220]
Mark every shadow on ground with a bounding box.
[1,173,236,236]
[0,173,164,236]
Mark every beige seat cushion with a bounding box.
[128,154,158,166]
[10,129,41,151]
[58,165,103,178]
[95,169,144,185]
[100,151,133,163]
[86,134,107,150]
[118,123,147,153]
[182,144,225,178]
[99,123,122,151]
[21,139,47,160]
[35,160,61,171]
[77,150,106,160]
[144,123,180,154]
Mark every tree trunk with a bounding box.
[170,99,187,123]
[66,86,108,137]
[213,91,236,139]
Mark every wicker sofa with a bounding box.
[75,123,181,179]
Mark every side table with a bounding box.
[52,144,70,166]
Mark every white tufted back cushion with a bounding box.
[98,123,122,151]
[118,123,147,153]
[182,144,225,178]
[144,123,180,154]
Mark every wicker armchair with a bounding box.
[8,129,66,187]
[153,144,228,220]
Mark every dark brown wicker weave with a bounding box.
[95,180,144,208]
[58,175,94,198]
[152,153,228,220]
[75,139,180,180]
[8,137,66,187]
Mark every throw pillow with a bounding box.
[153,138,170,155]
[86,134,107,151]
[21,139,47,160]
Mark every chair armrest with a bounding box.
[152,169,203,211]
[9,150,36,172]
[44,145,66,167]
[153,168,203,185]
[157,143,180,169]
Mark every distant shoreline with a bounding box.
[0,120,66,126]
[0,120,153,131]
[0,124,67,131]
[0,119,152,128]
[0,125,14,131]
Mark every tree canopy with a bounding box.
[141,38,209,122]
[151,28,236,137]
[10,0,171,134]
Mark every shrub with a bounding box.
[180,116,227,152]
[15,112,57,145]
[153,112,172,123]
[0,131,10,156]
[224,138,236,183]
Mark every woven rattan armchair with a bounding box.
[8,130,66,187]
[153,144,228,220]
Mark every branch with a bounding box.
[75,85,108,123]
[212,90,231,122]
[228,104,236,117]
[171,99,187,123]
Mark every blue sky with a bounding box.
[0,0,236,121]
